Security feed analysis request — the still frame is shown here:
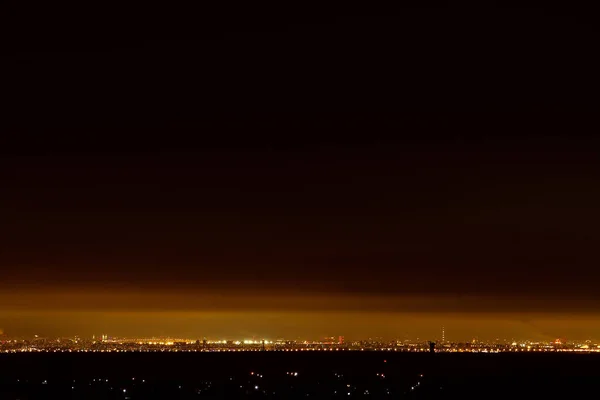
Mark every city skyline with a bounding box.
[3,331,600,355]
[3,308,600,342]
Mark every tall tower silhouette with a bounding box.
[429,341,436,353]
[442,326,445,343]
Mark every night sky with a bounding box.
[2,4,599,340]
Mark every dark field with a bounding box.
[1,352,599,399]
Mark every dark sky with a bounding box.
[1,4,600,340]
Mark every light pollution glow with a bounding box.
[2,289,600,341]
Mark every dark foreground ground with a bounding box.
[1,352,599,399]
